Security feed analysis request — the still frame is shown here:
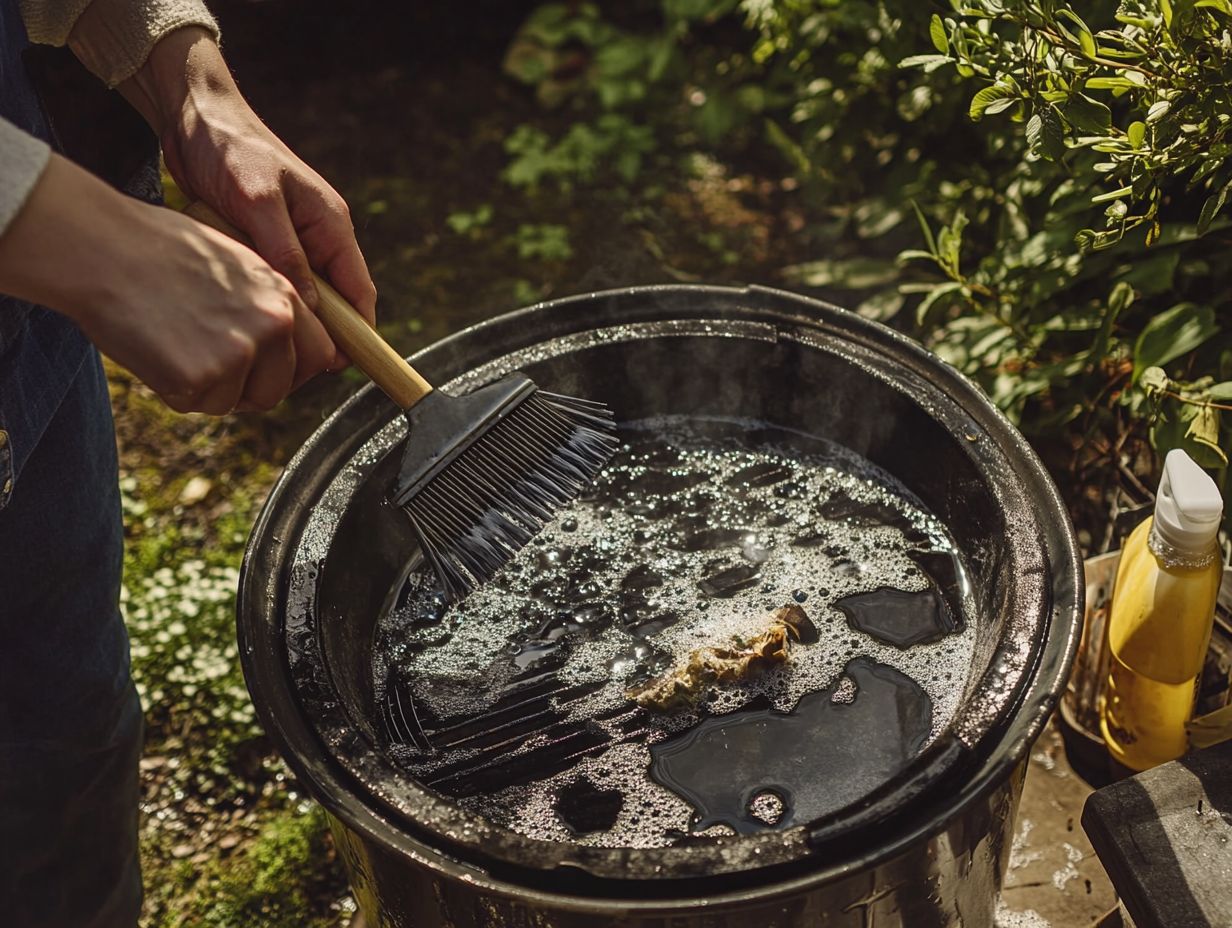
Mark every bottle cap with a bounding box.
[1154,449,1223,555]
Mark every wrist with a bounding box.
[117,26,236,139]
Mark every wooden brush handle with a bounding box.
[181,200,433,409]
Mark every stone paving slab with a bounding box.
[998,721,1121,927]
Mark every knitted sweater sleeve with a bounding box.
[19,0,219,87]
[0,118,51,238]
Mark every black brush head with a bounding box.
[380,666,429,749]
[392,374,618,602]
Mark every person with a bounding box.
[0,1,377,925]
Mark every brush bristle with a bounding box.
[401,389,618,602]
[381,667,430,749]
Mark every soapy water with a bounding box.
[373,416,977,848]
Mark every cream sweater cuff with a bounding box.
[22,0,220,88]
[17,0,95,46]
[0,119,52,239]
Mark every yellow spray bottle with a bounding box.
[1101,449,1225,771]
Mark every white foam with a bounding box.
[376,418,978,846]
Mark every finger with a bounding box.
[194,372,249,416]
[189,342,253,416]
[238,192,322,315]
[160,392,199,415]
[158,362,247,416]
[240,317,298,412]
[289,298,337,390]
[287,173,378,337]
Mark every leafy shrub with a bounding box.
[502,0,1232,531]
[901,0,1231,520]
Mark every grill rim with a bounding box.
[237,283,1083,902]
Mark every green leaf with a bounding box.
[1085,77,1137,91]
[1109,280,1135,316]
[1064,94,1113,133]
[1091,280,1134,362]
[1150,405,1187,457]
[1186,404,1225,458]
[647,35,675,81]
[952,22,970,59]
[1147,100,1171,122]
[594,37,649,77]
[1026,113,1043,147]
[1161,0,1174,27]
[856,288,905,321]
[1197,181,1232,235]
[939,211,968,272]
[1028,106,1066,161]
[763,118,811,175]
[1140,366,1170,393]
[1150,402,1227,468]
[1058,10,1097,58]
[1128,121,1146,149]
[1170,400,1229,468]
[899,54,953,71]
[1196,0,1232,13]
[929,14,949,54]
[915,281,964,328]
[1207,381,1232,400]
[781,257,900,289]
[1185,437,1229,469]
[1117,247,1180,297]
[1133,303,1219,382]
[910,201,937,255]
[1091,186,1133,203]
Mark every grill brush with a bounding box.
[184,202,618,603]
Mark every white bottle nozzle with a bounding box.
[1153,449,1223,555]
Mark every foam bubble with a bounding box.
[374,417,978,846]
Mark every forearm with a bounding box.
[0,153,148,321]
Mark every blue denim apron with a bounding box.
[0,2,144,924]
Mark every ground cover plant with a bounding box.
[119,1,1229,924]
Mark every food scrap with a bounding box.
[627,604,817,711]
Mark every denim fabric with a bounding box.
[0,0,97,505]
[0,353,142,928]
[1,0,144,923]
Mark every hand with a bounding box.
[0,154,309,415]
[115,26,378,380]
